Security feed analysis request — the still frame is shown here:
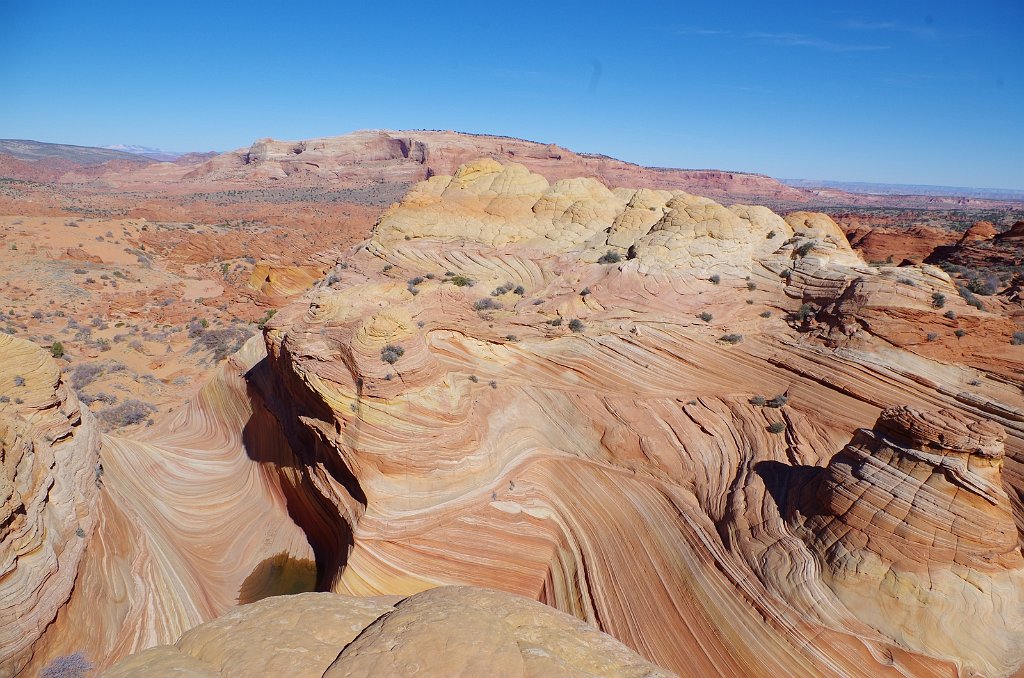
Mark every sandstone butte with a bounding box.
[4,159,1024,677]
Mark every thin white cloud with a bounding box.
[747,31,890,52]
[673,27,731,36]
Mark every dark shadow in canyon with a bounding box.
[241,354,366,592]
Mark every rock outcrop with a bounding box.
[104,587,671,677]
[12,160,1024,677]
[0,336,100,676]
[792,406,1024,675]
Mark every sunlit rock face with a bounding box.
[0,336,100,677]
[792,406,1024,676]
[13,160,1024,676]
[242,161,1024,675]
[104,586,671,677]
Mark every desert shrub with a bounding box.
[597,250,622,264]
[568,319,585,333]
[382,264,393,272]
[957,286,984,310]
[709,274,720,285]
[407,276,425,287]
[13,375,24,386]
[927,332,939,342]
[468,375,479,383]
[967,276,998,296]
[31,310,43,319]
[256,309,277,329]
[759,311,772,318]
[41,652,92,678]
[1012,332,1024,346]
[931,292,946,308]
[749,395,766,406]
[955,329,967,338]
[98,399,155,429]
[70,363,107,389]
[190,327,250,361]
[0,396,8,403]
[768,422,786,434]
[765,394,788,408]
[491,282,514,296]
[381,344,405,364]
[794,241,816,257]
[699,312,713,322]
[719,334,743,344]
[513,285,525,295]
[505,334,518,342]
[746,281,757,291]
[897,277,915,286]
[187,319,206,338]
[473,298,501,311]
[580,287,591,296]
[944,310,957,320]
[50,341,64,358]
[546,318,563,327]
[796,303,815,322]
[73,268,87,275]
[767,230,776,239]
[448,275,474,287]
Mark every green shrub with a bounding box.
[944,310,956,320]
[954,329,967,338]
[768,422,786,434]
[796,303,814,322]
[749,395,766,406]
[699,312,713,322]
[931,292,946,308]
[50,341,64,359]
[448,275,474,287]
[765,393,788,408]
[568,319,585,333]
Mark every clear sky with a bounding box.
[1,1,1021,188]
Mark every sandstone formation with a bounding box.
[8,159,1024,677]
[104,587,670,677]
[0,336,100,676]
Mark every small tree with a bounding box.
[50,341,65,359]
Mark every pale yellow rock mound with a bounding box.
[103,587,671,678]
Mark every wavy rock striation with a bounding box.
[11,159,1024,676]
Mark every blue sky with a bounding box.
[1,1,1021,188]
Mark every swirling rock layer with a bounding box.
[13,159,1024,676]
[241,162,1024,675]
